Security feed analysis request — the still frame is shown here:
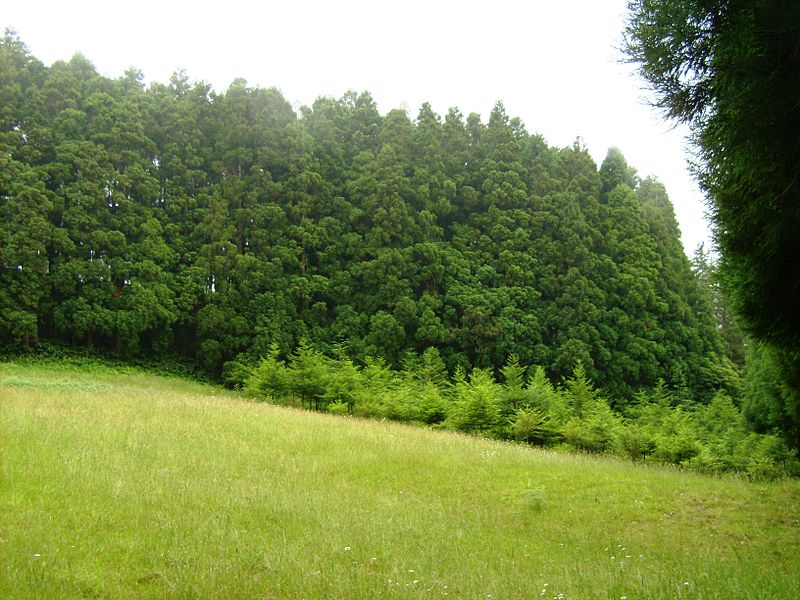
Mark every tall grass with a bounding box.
[1,361,799,598]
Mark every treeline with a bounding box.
[236,342,798,479]
[0,31,735,404]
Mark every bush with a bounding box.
[221,357,255,389]
[511,408,563,446]
[244,342,289,403]
[615,424,656,460]
[527,367,571,425]
[322,358,362,410]
[447,368,502,436]
[652,424,702,465]
[562,416,617,453]
[499,355,529,417]
[378,386,424,423]
[286,339,332,410]
[415,382,449,424]
[239,343,800,479]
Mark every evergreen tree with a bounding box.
[0,35,732,412]
[624,0,800,447]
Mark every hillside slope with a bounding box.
[1,362,799,598]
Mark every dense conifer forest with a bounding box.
[2,31,796,473]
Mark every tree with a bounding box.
[447,367,502,436]
[742,343,800,451]
[599,147,637,201]
[691,243,747,366]
[624,0,800,446]
[0,33,733,409]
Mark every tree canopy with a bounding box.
[623,0,800,448]
[0,30,733,404]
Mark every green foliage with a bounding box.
[526,366,571,425]
[651,418,702,465]
[7,30,797,465]
[511,408,563,446]
[286,338,331,410]
[322,355,361,410]
[624,0,800,447]
[446,368,503,436]
[499,354,528,417]
[243,342,288,402]
[563,361,600,419]
[624,383,700,465]
[691,244,747,366]
[742,343,800,452]
[614,424,656,460]
[562,406,620,454]
[242,341,800,477]
[0,32,733,412]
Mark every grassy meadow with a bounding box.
[1,361,799,599]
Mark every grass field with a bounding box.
[2,360,799,599]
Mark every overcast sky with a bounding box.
[4,0,712,255]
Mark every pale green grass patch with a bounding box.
[1,362,799,598]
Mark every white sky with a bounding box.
[4,0,712,255]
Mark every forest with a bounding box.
[0,30,796,476]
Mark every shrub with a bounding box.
[499,355,529,417]
[447,368,503,436]
[511,408,563,446]
[652,423,702,465]
[244,342,289,402]
[415,382,449,424]
[615,424,656,460]
[287,339,332,410]
[322,358,362,410]
[527,367,571,425]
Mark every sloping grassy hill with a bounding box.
[2,361,799,599]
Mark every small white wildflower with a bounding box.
[370,557,377,561]
[611,556,616,560]
[413,580,419,584]
[621,596,628,600]
[32,553,41,558]
[344,546,351,551]
[408,569,415,573]
[684,582,690,587]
